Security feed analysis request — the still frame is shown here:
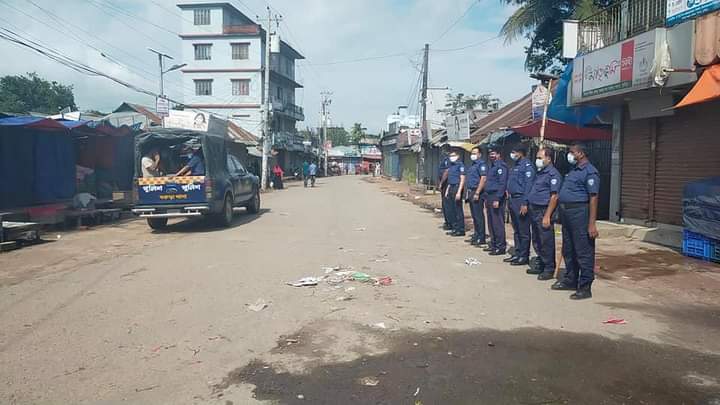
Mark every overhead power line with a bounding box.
[432,0,480,44]
[432,34,502,53]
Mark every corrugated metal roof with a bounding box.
[470,93,532,143]
[228,121,259,145]
[112,102,162,125]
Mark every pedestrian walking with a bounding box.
[527,147,561,281]
[465,146,488,246]
[308,161,318,187]
[551,143,600,300]
[483,145,508,255]
[444,151,466,237]
[438,153,452,231]
[272,163,284,189]
[302,160,310,187]
[505,144,535,266]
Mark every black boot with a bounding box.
[551,280,576,291]
[537,272,554,281]
[570,287,592,300]
[526,267,542,275]
[488,250,506,256]
[510,257,529,266]
[503,256,518,263]
[443,224,452,231]
[482,246,494,252]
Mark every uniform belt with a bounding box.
[511,194,523,198]
[560,202,588,209]
[530,203,548,209]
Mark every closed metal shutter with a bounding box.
[621,115,652,222]
[655,100,720,225]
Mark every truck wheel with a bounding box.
[247,189,260,214]
[216,194,233,227]
[147,218,168,230]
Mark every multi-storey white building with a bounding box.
[177,1,304,137]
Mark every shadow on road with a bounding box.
[214,324,720,405]
[151,208,271,234]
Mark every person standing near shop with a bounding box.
[527,147,561,281]
[444,150,466,237]
[551,143,600,300]
[483,145,508,255]
[465,146,488,246]
[438,153,452,231]
[505,144,535,266]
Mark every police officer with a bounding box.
[483,145,508,255]
[438,152,452,231]
[465,146,488,246]
[551,143,600,300]
[444,150,466,237]
[527,147,561,281]
[505,144,535,266]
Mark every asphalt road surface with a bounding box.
[1,176,719,404]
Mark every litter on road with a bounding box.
[246,298,269,312]
[377,276,393,286]
[603,317,627,325]
[371,322,387,329]
[354,227,367,231]
[465,257,481,266]
[287,277,320,287]
[359,376,380,386]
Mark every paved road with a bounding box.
[1,176,719,404]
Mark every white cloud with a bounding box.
[0,0,532,131]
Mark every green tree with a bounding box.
[439,93,500,115]
[349,123,365,144]
[500,0,599,73]
[0,72,77,114]
[326,126,349,146]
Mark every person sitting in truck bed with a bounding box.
[176,147,205,177]
[141,148,162,177]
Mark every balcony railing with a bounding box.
[578,0,666,53]
[272,100,305,121]
[223,24,260,35]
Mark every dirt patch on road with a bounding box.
[216,324,720,404]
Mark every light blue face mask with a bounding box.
[510,152,519,161]
[567,153,577,165]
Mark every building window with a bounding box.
[194,9,211,25]
[231,43,249,60]
[231,79,250,96]
[194,79,213,96]
[194,44,212,60]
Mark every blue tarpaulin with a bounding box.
[548,64,604,127]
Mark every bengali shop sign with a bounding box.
[571,30,659,103]
[667,0,720,26]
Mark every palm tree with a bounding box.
[500,0,599,72]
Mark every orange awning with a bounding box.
[675,64,720,108]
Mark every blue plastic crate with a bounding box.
[682,229,717,262]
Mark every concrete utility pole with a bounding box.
[148,48,185,128]
[320,91,332,177]
[418,43,429,184]
[260,7,281,191]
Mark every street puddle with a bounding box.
[214,326,720,404]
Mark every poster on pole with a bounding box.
[531,85,551,121]
[444,112,470,140]
[156,96,170,117]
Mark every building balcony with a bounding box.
[272,99,305,121]
[578,0,666,53]
[223,24,260,35]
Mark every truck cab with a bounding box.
[131,128,260,230]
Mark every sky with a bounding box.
[0,0,533,133]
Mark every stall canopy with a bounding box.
[675,64,720,108]
[512,119,611,141]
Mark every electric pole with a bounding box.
[320,91,332,177]
[260,7,281,191]
[418,43,430,184]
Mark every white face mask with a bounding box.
[470,154,479,161]
[449,156,459,163]
[567,153,577,165]
[510,152,519,161]
[535,159,545,169]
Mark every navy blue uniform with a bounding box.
[507,158,535,259]
[465,159,488,243]
[484,159,508,252]
[529,164,562,274]
[558,161,600,290]
[445,161,466,234]
[438,157,451,228]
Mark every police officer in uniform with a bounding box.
[483,145,508,255]
[527,147,562,281]
[438,153,452,231]
[465,146,488,246]
[444,150,466,237]
[551,143,600,300]
[505,144,535,266]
